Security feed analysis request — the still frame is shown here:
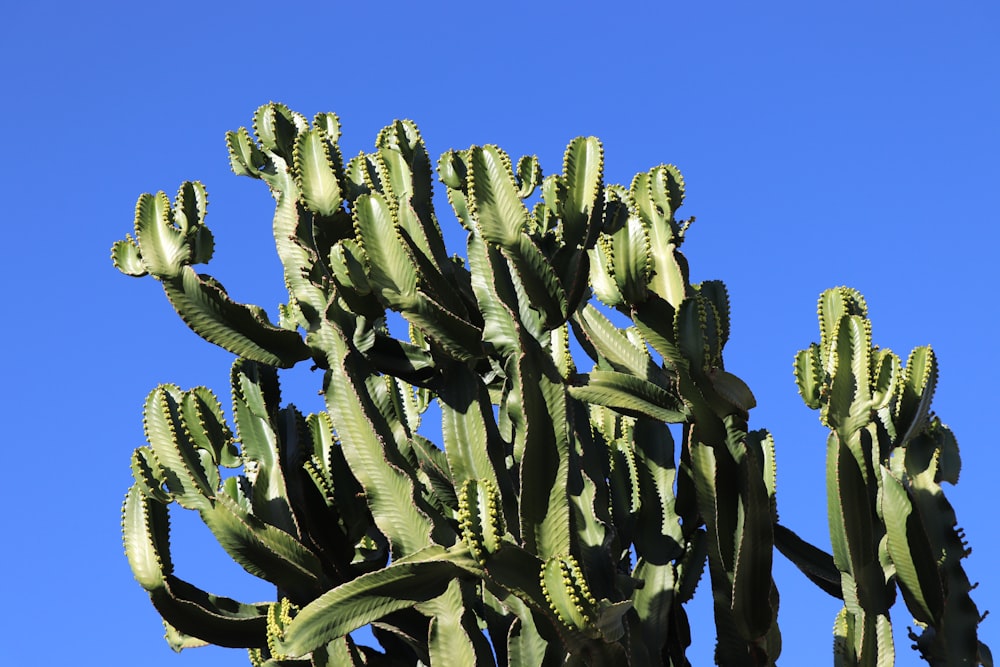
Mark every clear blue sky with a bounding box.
[2,2,997,665]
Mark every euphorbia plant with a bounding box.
[114,103,990,666]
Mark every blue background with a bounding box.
[3,2,996,664]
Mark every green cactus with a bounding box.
[783,287,992,666]
[115,104,989,666]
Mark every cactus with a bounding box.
[782,288,992,666]
[113,104,989,666]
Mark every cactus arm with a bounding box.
[161,267,311,367]
[252,103,306,160]
[183,386,241,468]
[133,378,331,607]
[610,214,653,305]
[630,560,678,664]
[793,344,823,410]
[467,145,530,248]
[772,523,842,599]
[515,154,543,198]
[902,423,991,664]
[589,233,626,308]
[568,370,688,424]
[469,145,568,328]
[132,185,214,279]
[894,346,938,448]
[467,233,521,355]
[629,419,690,662]
[728,430,778,642]
[608,438,641,548]
[293,128,344,218]
[229,361,306,539]
[572,303,665,383]
[564,407,621,606]
[631,165,685,239]
[827,430,891,610]
[352,192,484,361]
[879,465,942,626]
[687,418,780,664]
[311,320,444,557]
[439,149,476,231]
[123,485,271,649]
[130,446,173,504]
[375,120,452,272]
[111,234,148,276]
[825,315,874,442]
[633,167,687,309]
[439,366,513,514]
[142,385,217,511]
[421,580,497,666]
[199,492,328,597]
[633,304,728,446]
[508,234,571,329]
[550,137,605,313]
[514,341,573,560]
[151,577,271,651]
[303,412,370,541]
[274,545,481,659]
[507,616,562,666]
[110,179,309,367]
[559,137,604,251]
[353,192,419,298]
[267,172,329,329]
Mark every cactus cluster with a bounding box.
[114,104,989,665]
[785,287,991,665]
